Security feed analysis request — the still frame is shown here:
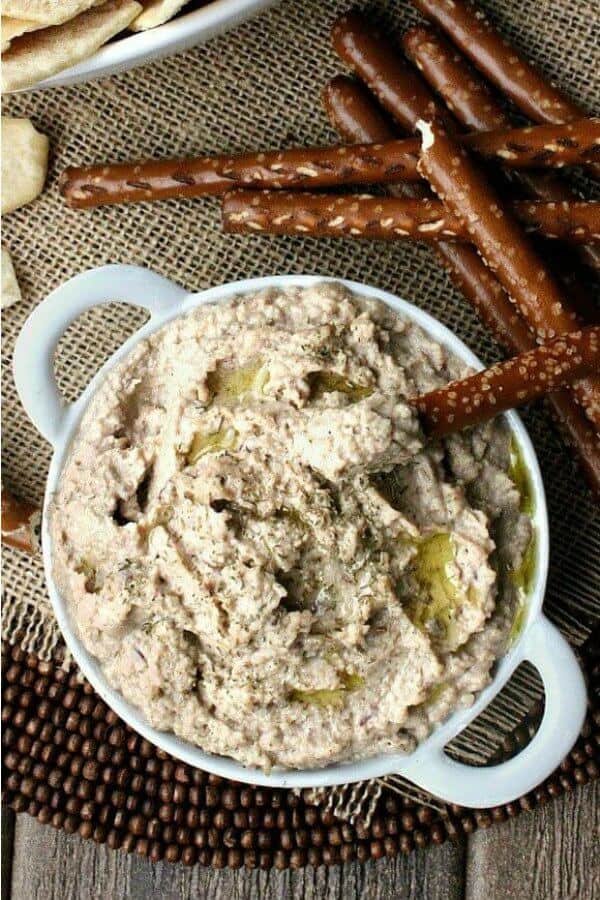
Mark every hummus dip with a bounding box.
[51,283,532,770]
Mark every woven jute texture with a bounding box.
[2,0,599,697]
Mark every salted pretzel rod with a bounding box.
[323,77,600,497]
[1,484,40,554]
[402,25,600,279]
[331,10,453,133]
[414,327,600,438]
[417,118,600,429]
[223,192,600,245]
[410,0,599,130]
[59,120,600,210]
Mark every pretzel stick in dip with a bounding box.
[1,484,40,554]
[402,26,600,280]
[323,78,600,498]
[417,118,600,429]
[414,327,600,438]
[224,192,600,245]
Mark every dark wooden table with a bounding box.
[3,781,598,899]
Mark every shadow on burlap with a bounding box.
[2,1,598,706]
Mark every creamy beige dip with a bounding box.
[51,283,532,770]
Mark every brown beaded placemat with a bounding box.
[2,0,599,866]
[2,629,599,868]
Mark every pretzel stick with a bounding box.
[59,141,422,208]
[60,121,599,210]
[464,119,600,170]
[402,25,600,281]
[414,327,600,438]
[223,191,600,245]
[1,484,40,554]
[330,10,451,133]
[402,26,507,132]
[323,77,397,145]
[324,77,600,497]
[417,119,600,429]
[409,0,595,128]
[516,201,600,245]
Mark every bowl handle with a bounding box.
[13,265,187,446]
[400,615,587,808]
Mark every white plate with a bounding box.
[17,0,279,91]
[13,265,587,806]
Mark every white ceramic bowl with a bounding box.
[25,0,278,91]
[14,265,587,807]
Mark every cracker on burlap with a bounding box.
[1,117,49,214]
[130,0,190,31]
[1,0,142,92]
[1,1,106,26]
[1,247,22,309]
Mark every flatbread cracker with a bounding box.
[130,0,189,31]
[1,118,49,214]
[2,0,142,92]
[1,247,22,309]
[1,16,42,52]
[1,1,106,26]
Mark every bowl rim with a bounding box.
[22,0,279,91]
[39,272,550,789]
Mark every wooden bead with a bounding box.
[475,811,493,828]
[122,834,136,853]
[79,822,94,840]
[205,785,220,807]
[413,829,428,849]
[113,810,128,830]
[213,809,231,830]
[340,843,355,862]
[146,818,161,840]
[135,838,149,857]
[399,834,414,854]
[280,829,293,850]
[128,814,146,836]
[212,849,227,868]
[384,836,398,856]
[307,847,322,867]
[257,831,272,850]
[181,847,197,866]
[273,850,288,870]
[247,808,261,829]
[295,829,309,848]
[222,787,238,810]
[323,845,340,865]
[174,826,190,846]
[430,823,445,845]
[240,788,254,808]
[37,806,53,825]
[262,810,277,829]
[151,840,165,863]
[222,827,238,848]
[228,849,243,868]
[327,819,342,847]
[290,849,306,868]
[172,784,187,805]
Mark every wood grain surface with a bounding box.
[4,781,598,900]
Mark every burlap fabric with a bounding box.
[2,0,599,677]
